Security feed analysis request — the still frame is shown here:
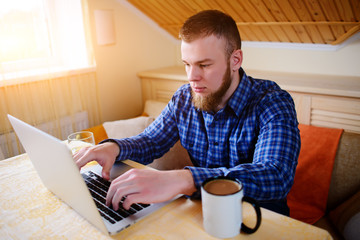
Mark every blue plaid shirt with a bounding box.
[110,68,300,201]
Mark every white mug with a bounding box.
[201,176,261,238]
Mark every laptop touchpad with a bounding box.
[110,162,133,180]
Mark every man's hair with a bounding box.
[179,10,241,58]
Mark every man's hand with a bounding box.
[73,142,120,180]
[106,168,196,210]
[73,142,197,210]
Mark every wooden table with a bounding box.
[0,154,333,239]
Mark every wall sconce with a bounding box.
[94,9,116,46]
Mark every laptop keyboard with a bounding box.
[82,171,150,224]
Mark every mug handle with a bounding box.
[241,196,262,234]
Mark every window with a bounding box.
[0,0,92,80]
[0,0,50,62]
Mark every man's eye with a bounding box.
[200,64,209,68]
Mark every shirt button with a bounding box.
[214,142,219,146]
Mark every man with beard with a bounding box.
[75,10,301,216]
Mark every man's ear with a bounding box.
[230,49,243,71]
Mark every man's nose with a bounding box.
[187,66,202,82]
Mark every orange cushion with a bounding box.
[287,124,343,224]
[83,124,108,145]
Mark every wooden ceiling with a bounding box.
[127,0,360,45]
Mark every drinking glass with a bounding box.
[67,131,95,154]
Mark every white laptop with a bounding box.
[8,114,176,235]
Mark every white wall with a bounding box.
[241,37,360,77]
[87,0,178,122]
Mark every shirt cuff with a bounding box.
[184,166,225,189]
[99,138,132,162]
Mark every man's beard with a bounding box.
[191,65,232,113]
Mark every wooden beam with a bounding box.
[331,24,360,45]
[162,21,359,28]
[235,21,359,26]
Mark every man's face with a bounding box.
[181,35,235,112]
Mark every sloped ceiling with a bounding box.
[127,0,360,45]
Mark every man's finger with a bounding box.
[75,149,94,169]
[107,185,138,211]
[122,193,148,210]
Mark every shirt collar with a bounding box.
[226,68,253,118]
